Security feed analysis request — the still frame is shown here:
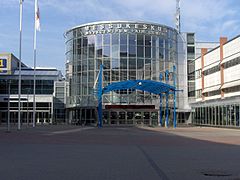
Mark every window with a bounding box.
[120,34,127,45]
[112,34,119,45]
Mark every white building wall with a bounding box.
[177,33,190,111]
[224,64,240,83]
[204,48,220,67]
[204,72,221,88]
[223,37,240,58]
[195,57,201,70]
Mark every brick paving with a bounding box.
[0,125,240,180]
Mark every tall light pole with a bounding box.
[7,80,11,132]
[18,0,24,130]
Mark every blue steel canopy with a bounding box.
[97,65,177,128]
[102,80,175,95]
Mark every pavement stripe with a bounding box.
[137,146,169,180]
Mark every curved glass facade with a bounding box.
[65,21,177,124]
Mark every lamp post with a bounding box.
[7,80,11,132]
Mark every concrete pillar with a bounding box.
[220,37,228,98]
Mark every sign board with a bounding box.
[0,58,8,74]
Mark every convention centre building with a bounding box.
[65,21,191,126]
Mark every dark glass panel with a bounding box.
[159,38,164,48]
[88,46,95,58]
[129,34,136,45]
[137,34,144,45]
[112,70,119,81]
[137,58,144,69]
[120,58,127,69]
[145,47,151,58]
[120,45,127,57]
[145,35,151,46]
[83,37,88,47]
[137,46,144,57]
[128,46,136,57]
[129,59,136,69]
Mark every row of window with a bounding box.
[0,80,54,95]
[71,58,174,72]
[196,85,240,98]
[72,46,175,59]
[199,56,240,77]
[68,34,176,49]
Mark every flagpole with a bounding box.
[18,0,23,130]
[33,0,38,128]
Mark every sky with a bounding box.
[0,0,239,74]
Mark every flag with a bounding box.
[35,0,40,31]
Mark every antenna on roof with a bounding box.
[175,0,180,33]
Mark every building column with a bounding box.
[201,48,207,101]
[220,37,228,98]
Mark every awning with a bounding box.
[222,80,240,89]
[202,85,221,93]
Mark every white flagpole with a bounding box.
[33,0,38,127]
[18,0,23,130]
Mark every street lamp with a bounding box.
[7,80,11,132]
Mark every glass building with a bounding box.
[65,21,178,125]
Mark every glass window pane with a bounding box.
[137,46,144,57]
[112,58,120,69]
[88,35,95,46]
[152,36,156,47]
[83,37,88,47]
[112,70,119,81]
[120,71,127,80]
[159,38,164,48]
[103,46,110,57]
[103,34,110,45]
[120,34,127,45]
[129,71,136,80]
[120,58,127,69]
[129,46,136,57]
[145,47,151,58]
[103,59,110,69]
[120,45,127,57]
[129,34,136,45]
[96,34,102,46]
[129,59,136,69]
[137,58,144,69]
[96,47,102,58]
[145,35,151,46]
[137,34,144,45]
[112,45,119,58]
[88,46,95,58]
[112,34,119,45]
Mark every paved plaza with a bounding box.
[0,125,240,180]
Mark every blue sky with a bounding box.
[0,0,239,74]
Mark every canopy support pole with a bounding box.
[97,65,103,128]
